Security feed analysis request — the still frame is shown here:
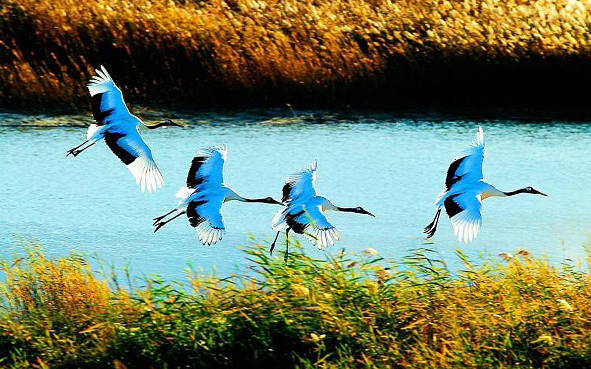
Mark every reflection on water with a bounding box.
[0,111,590,281]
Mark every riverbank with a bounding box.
[2,242,591,368]
[2,0,591,112]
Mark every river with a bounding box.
[1,110,589,281]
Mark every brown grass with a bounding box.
[1,0,591,110]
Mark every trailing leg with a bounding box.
[153,211,185,233]
[269,231,280,254]
[153,209,177,226]
[66,141,96,157]
[424,207,442,238]
[284,228,290,263]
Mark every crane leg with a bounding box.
[66,141,96,157]
[424,208,442,238]
[284,228,290,263]
[153,212,184,233]
[153,209,177,226]
[67,140,88,152]
[269,231,280,254]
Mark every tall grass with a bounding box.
[2,241,591,368]
[2,0,591,110]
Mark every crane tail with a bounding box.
[424,208,442,238]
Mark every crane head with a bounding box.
[355,206,375,217]
[525,187,548,196]
[264,197,283,205]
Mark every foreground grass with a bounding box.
[2,243,591,368]
[2,0,591,110]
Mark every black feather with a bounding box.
[186,200,208,227]
[187,156,207,188]
[445,156,467,190]
[444,194,464,218]
[285,210,308,234]
[104,132,137,165]
[91,93,114,125]
[282,182,294,203]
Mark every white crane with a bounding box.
[153,145,282,245]
[66,65,181,192]
[424,126,547,243]
[270,161,375,260]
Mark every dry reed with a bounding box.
[2,0,591,110]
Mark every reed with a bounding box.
[2,241,591,368]
[2,0,591,111]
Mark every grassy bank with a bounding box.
[2,242,591,368]
[2,0,591,111]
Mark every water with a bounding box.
[1,111,590,281]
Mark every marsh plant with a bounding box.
[2,241,591,368]
[2,0,591,109]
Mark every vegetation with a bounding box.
[2,0,591,111]
[2,241,591,368]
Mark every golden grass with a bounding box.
[2,0,591,109]
[2,242,591,367]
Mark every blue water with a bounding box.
[1,111,590,281]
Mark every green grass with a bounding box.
[2,241,591,368]
[2,0,591,111]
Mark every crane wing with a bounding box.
[444,192,482,243]
[445,127,485,189]
[281,160,318,205]
[273,203,339,249]
[186,199,225,245]
[186,145,227,188]
[87,66,132,125]
[103,130,163,193]
[303,204,339,249]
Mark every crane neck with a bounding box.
[336,206,357,213]
[503,188,528,196]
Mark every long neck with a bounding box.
[244,198,271,203]
[224,189,245,202]
[336,206,357,213]
[503,188,528,196]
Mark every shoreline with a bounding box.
[3,104,591,123]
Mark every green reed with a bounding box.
[2,240,591,368]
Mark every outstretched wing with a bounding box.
[103,130,164,193]
[87,66,131,125]
[302,204,339,249]
[186,145,227,189]
[445,127,485,189]
[444,192,482,243]
[186,199,225,245]
[273,203,339,249]
[282,160,318,205]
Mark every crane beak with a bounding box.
[365,210,376,217]
[534,190,548,196]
